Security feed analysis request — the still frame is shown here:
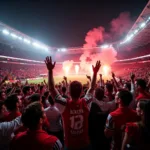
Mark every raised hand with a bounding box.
[86,75,91,80]
[92,61,101,74]
[63,76,67,81]
[130,72,135,80]
[112,72,115,78]
[99,74,102,78]
[45,56,56,71]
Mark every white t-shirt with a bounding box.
[45,106,63,132]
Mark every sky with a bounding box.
[0,0,148,48]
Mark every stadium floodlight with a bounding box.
[61,48,67,52]
[140,22,146,28]
[24,38,31,44]
[134,29,139,34]
[43,47,49,51]
[32,42,40,48]
[2,29,10,35]
[11,33,17,38]
[101,44,109,49]
[126,33,134,42]
[18,37,23,40]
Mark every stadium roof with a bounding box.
[118,0,150,50]
[0,1,149,55]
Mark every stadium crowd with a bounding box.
[0,56,150,150]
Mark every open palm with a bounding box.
[45,56,56,71]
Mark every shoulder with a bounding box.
[109,109,119,117]
[12,131,27,141]
[125,122,138,136]
[44,134,58,142]
[43,134,58,147]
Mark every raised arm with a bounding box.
[112,72,119,88]
[99,74,104,87]
[45,56,67,113]
[87,60,101,94]
[45,56,59,98]
[130,72,135,94]
[86,75,91,82]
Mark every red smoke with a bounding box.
[83,27,105,48]
[79,12,132,75]
[62,12,132,76]
[110,12,132,37]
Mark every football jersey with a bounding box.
[105,107,138,150]
[55,93,93,149]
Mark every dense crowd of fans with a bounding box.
[0,56,150,150]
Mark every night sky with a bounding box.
[0,0,148,47]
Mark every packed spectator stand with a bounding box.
[0,54,150,150]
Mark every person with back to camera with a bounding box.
[45,56,101,150]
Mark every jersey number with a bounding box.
[70,115,83,130]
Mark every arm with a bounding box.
[45,57,67,113]
[112,72,119,88]
[86,75,91,82]
[104,114,114,138]
[121,132,131,150]
[84,61,101,110]
[87,61,101,94]
[0,116,21,137]
[99,74,103,87]
[0,75,8,87]
[53,139,63,150]
[130,73,135,95]
[44,79,48,89]
[45,56,59,98]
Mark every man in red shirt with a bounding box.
[45,56,101,150]
[4,94,21,121]
[10,102,62,150]
[104,89,139,150]
[135,79,150,101]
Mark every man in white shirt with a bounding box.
[45,95,64,146]
[0,116,21,150]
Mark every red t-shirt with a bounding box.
[55,93,93,149]
[125,122,150,149]
[63,99,90,149]
[10,129,61,150]
[105,107,138,150]
[5,111,21,121]
[136,92,150,101]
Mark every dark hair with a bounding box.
[139,100,150,143]
[69,81,82,99]
[40,86,44,92]
[21,102,43,130]
[22,86,30,95]
[4,94,19,111]
[95,87,104,101]
[44,91,49,98]
[106,83,113,92]
[62,86,67,93]
[125,82,131,91]
[15,88,21,95]
[136,79,147,90]
[31,86,35,92]
[48,95,54,106]
[6,88,12,95]
[118,90,132,106]
[30,93,41,103]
